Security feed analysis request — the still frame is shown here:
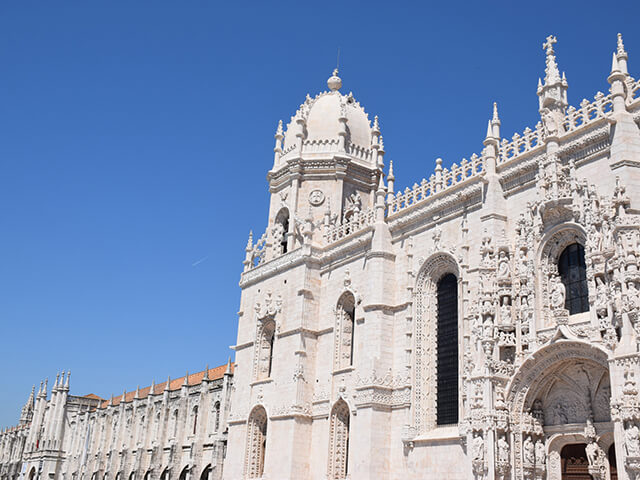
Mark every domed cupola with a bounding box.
[266,69,386,252]
[274,69,384,171]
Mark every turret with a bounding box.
[537,35,568,138]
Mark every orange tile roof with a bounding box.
[99,362,234,409]
[83,394,103,400]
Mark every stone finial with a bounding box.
[246,231,253,250]
[485,120,493,140]
[121,389,127,403]
[617,33,627,57]
[150,379,155,395]
[134,385,140,400]
[54,372,60,390]
[327,68,342,91]
[388,160,395,181]
[164,376,171,392]
[372,115,380,135]
[543,35,560,84]
[203,364,210,381]
[183,371,189,387]
[275,120,283,139]
[64,371,70,389]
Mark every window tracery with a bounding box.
[334,292,356,370]
[255,320,275,380]
[327,400,350,479]
[414,253,460,432]
[244,406,267,479]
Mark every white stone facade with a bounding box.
[4,33,640,480]
[0,364,233,480]
[224,34,640,480]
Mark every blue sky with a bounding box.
[0,1,638,426]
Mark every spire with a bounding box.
[485,120,493,141]
[225,357,232,375]
[150,379,155,395]
[54,372,60,390]
[64,371,70,389]
[616,33,629,75]
[490,102,501,139]
[203,364,210,381]
[611,51,620,74]
[327,68,342,91]
[134,385,140,400]
[164,376,171,392]
[183,370,189,387]
[28,385,35,407]
[543,35,560,84]
[42,378,48,397]
[37,381,43,397]
[121,389,127,404]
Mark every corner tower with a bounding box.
[265,70,384,252]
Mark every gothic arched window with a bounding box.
[214,401,221,432]
[275,208,290,254]
[327,400,350,479]
[558,243,589,315]
[436,273,458,425]
[256,320,276,380]
[245,406,268,478]
[335,293,356,370]
[192,406,198,435]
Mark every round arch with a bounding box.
[506,340,611,478]
[199,464,211,480]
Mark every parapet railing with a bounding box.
[323,209,375,244]
[387,153,485,216]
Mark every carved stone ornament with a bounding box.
[308,189,325,206]
[254,290,283,320]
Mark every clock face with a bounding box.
[309,189,325,206]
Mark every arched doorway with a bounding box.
[506,341,613,480]
[199,465,211,480]
[560,444,589,479]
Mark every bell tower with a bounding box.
[262,70,384,252]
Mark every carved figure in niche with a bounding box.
[472,432,484,462]
[626,422,640,457]
[497,250,510,278]
[523,436,535,466]
[550,276,566,310]
[531,399,544,424]
[587,224,601,253]
[535,439,546,466]
[499,296,511,326]
[495,386,506,411]
[595,276,609,320]
[516,248,528,276]
[553,400,569,424]
[602,221,614,252]
[432,226,442,251]
[497,435,509,463]
[612,282,623,317]
[347,192,362,213]
[627,281,640,310]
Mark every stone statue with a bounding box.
[586,441,600,467]
[535,439,546,466]
[626,423,640,457]
[497,250,510,278]
[523,435,535,465]
[497,435,509,463]
[550,276,566,309]
[472,432,484,462]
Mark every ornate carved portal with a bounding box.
[507,341,613,480]
[244,406,267,479]
[327,400,350,480]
